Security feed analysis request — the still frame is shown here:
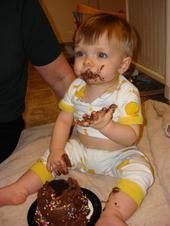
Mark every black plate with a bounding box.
[27,187,102,226]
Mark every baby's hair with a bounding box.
[75,13,138,57]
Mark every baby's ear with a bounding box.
[118,57,132,74]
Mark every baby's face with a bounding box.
[74,33,125,85]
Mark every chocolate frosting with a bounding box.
[34,178,90,226]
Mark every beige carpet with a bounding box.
[0,100,170,226]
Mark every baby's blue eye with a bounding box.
[75,51,84,57]
[98,52,107,58]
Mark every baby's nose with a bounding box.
[83,58,94,67]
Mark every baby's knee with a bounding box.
[116,158,154,206]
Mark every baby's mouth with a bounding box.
[80,68,104,82]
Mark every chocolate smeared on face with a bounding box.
[81,65,105,82]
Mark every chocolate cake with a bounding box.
[34,178,91,226]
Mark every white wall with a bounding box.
[127,0,166,83]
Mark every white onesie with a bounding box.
[59,75,143,139]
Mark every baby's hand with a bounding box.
[89,106,114,130]
[75,104,117,129]
[47,150,71,176]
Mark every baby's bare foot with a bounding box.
[0,183,28,206]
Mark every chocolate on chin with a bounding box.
[81,69,104,82]
[34,178,92,226]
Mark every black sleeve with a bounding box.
[21,0,61,66]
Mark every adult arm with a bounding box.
[22,0,75,98]
[34,53,75,98]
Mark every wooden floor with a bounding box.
[23,65,60,128]
[24,64,168,128]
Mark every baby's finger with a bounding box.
[80,121,90,127]
[56,160,69,175]
[47,161,53,172]
[55,161,63,171]
[54,170,61,176]
[47,162,61,176]
[52,170,60,177]
[50,162,62,176]
[101,107,107,112]
[96,109,106,119]
[107,106,115,115]
[74,119,90,127]
[103,107,114,121]
[109,104,117,112]
[91,111,98,120]
[62,153,72,167]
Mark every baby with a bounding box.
[0,13,154,226]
